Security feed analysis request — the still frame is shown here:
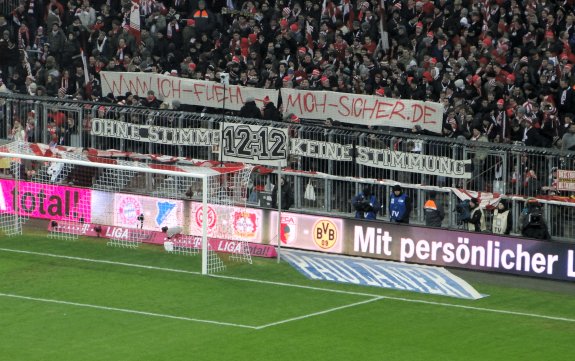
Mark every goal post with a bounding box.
[0,140,254,274]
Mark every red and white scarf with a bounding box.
[167,22,179,39]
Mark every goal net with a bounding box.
[0,140,254,274]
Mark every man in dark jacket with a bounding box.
[520,199,551,240]
[142,90,162,108]
[192,0,215,36]
[239,97,261,119]
[424,191,444,227]
[352,187,381,220]
[522,118,549,147]
[271,177,293,210]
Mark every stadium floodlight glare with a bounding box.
[0,140,253,274]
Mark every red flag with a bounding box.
[129,0,141,45]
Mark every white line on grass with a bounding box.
[255,297,384,330]
[0,247,202,275]
[1,248,574,326]
[209,273,381,297]
[376,296,575,324]
[0,292,258,329]
[0,248,378,298]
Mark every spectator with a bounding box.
[239,97,261,119]
[193,1,216,35]
[9,120,26,141]
[389,184,411,224]
[261,95,280,122]
[142,90,161,108]
[561,123,575,151]
[521,118,549,148]
[47,23,67,64]
[423,191,444,228]
[271,177,294,211]
[523,169,541,197]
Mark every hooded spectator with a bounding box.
[239,97,261,119]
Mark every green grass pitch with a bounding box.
[0,234,574,361]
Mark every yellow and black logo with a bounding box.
[313,219,338,249]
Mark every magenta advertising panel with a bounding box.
[0,179,91,222]
[345,219,575,282]
[189,202,263,242]
[45,222,277,258]
[269,212,343,254]
[113,193,183,230]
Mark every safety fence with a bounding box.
[1,93,575,241]
[0,0,19,16]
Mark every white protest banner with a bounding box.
[557,170,575,192]
[281,88,443,132]
[290,138,353,161]
[100,72,279,111]
[356,145,471,178]
[221,123,288,166]
[90,118,219,146]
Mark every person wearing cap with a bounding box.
[352,187,381,220]
[142,90,161,108]
[389,184,411,224]
[261,95,281,122]
[492,199,512,235]
[423,191,444,227]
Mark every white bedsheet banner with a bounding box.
[100,71,279,111]
[281,88,443,132]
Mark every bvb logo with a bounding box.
[313,219,338,249]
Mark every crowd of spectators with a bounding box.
[1,0,575,150]
[2,0,575,152]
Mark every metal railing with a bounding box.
[0,0,19,16]
[2,92,575,241]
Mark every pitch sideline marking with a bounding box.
[255,297,384,330]
[0,248,378,298]
[1,247,575,326]
[0,292,258,329]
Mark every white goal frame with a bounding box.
[0,140,252,275]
